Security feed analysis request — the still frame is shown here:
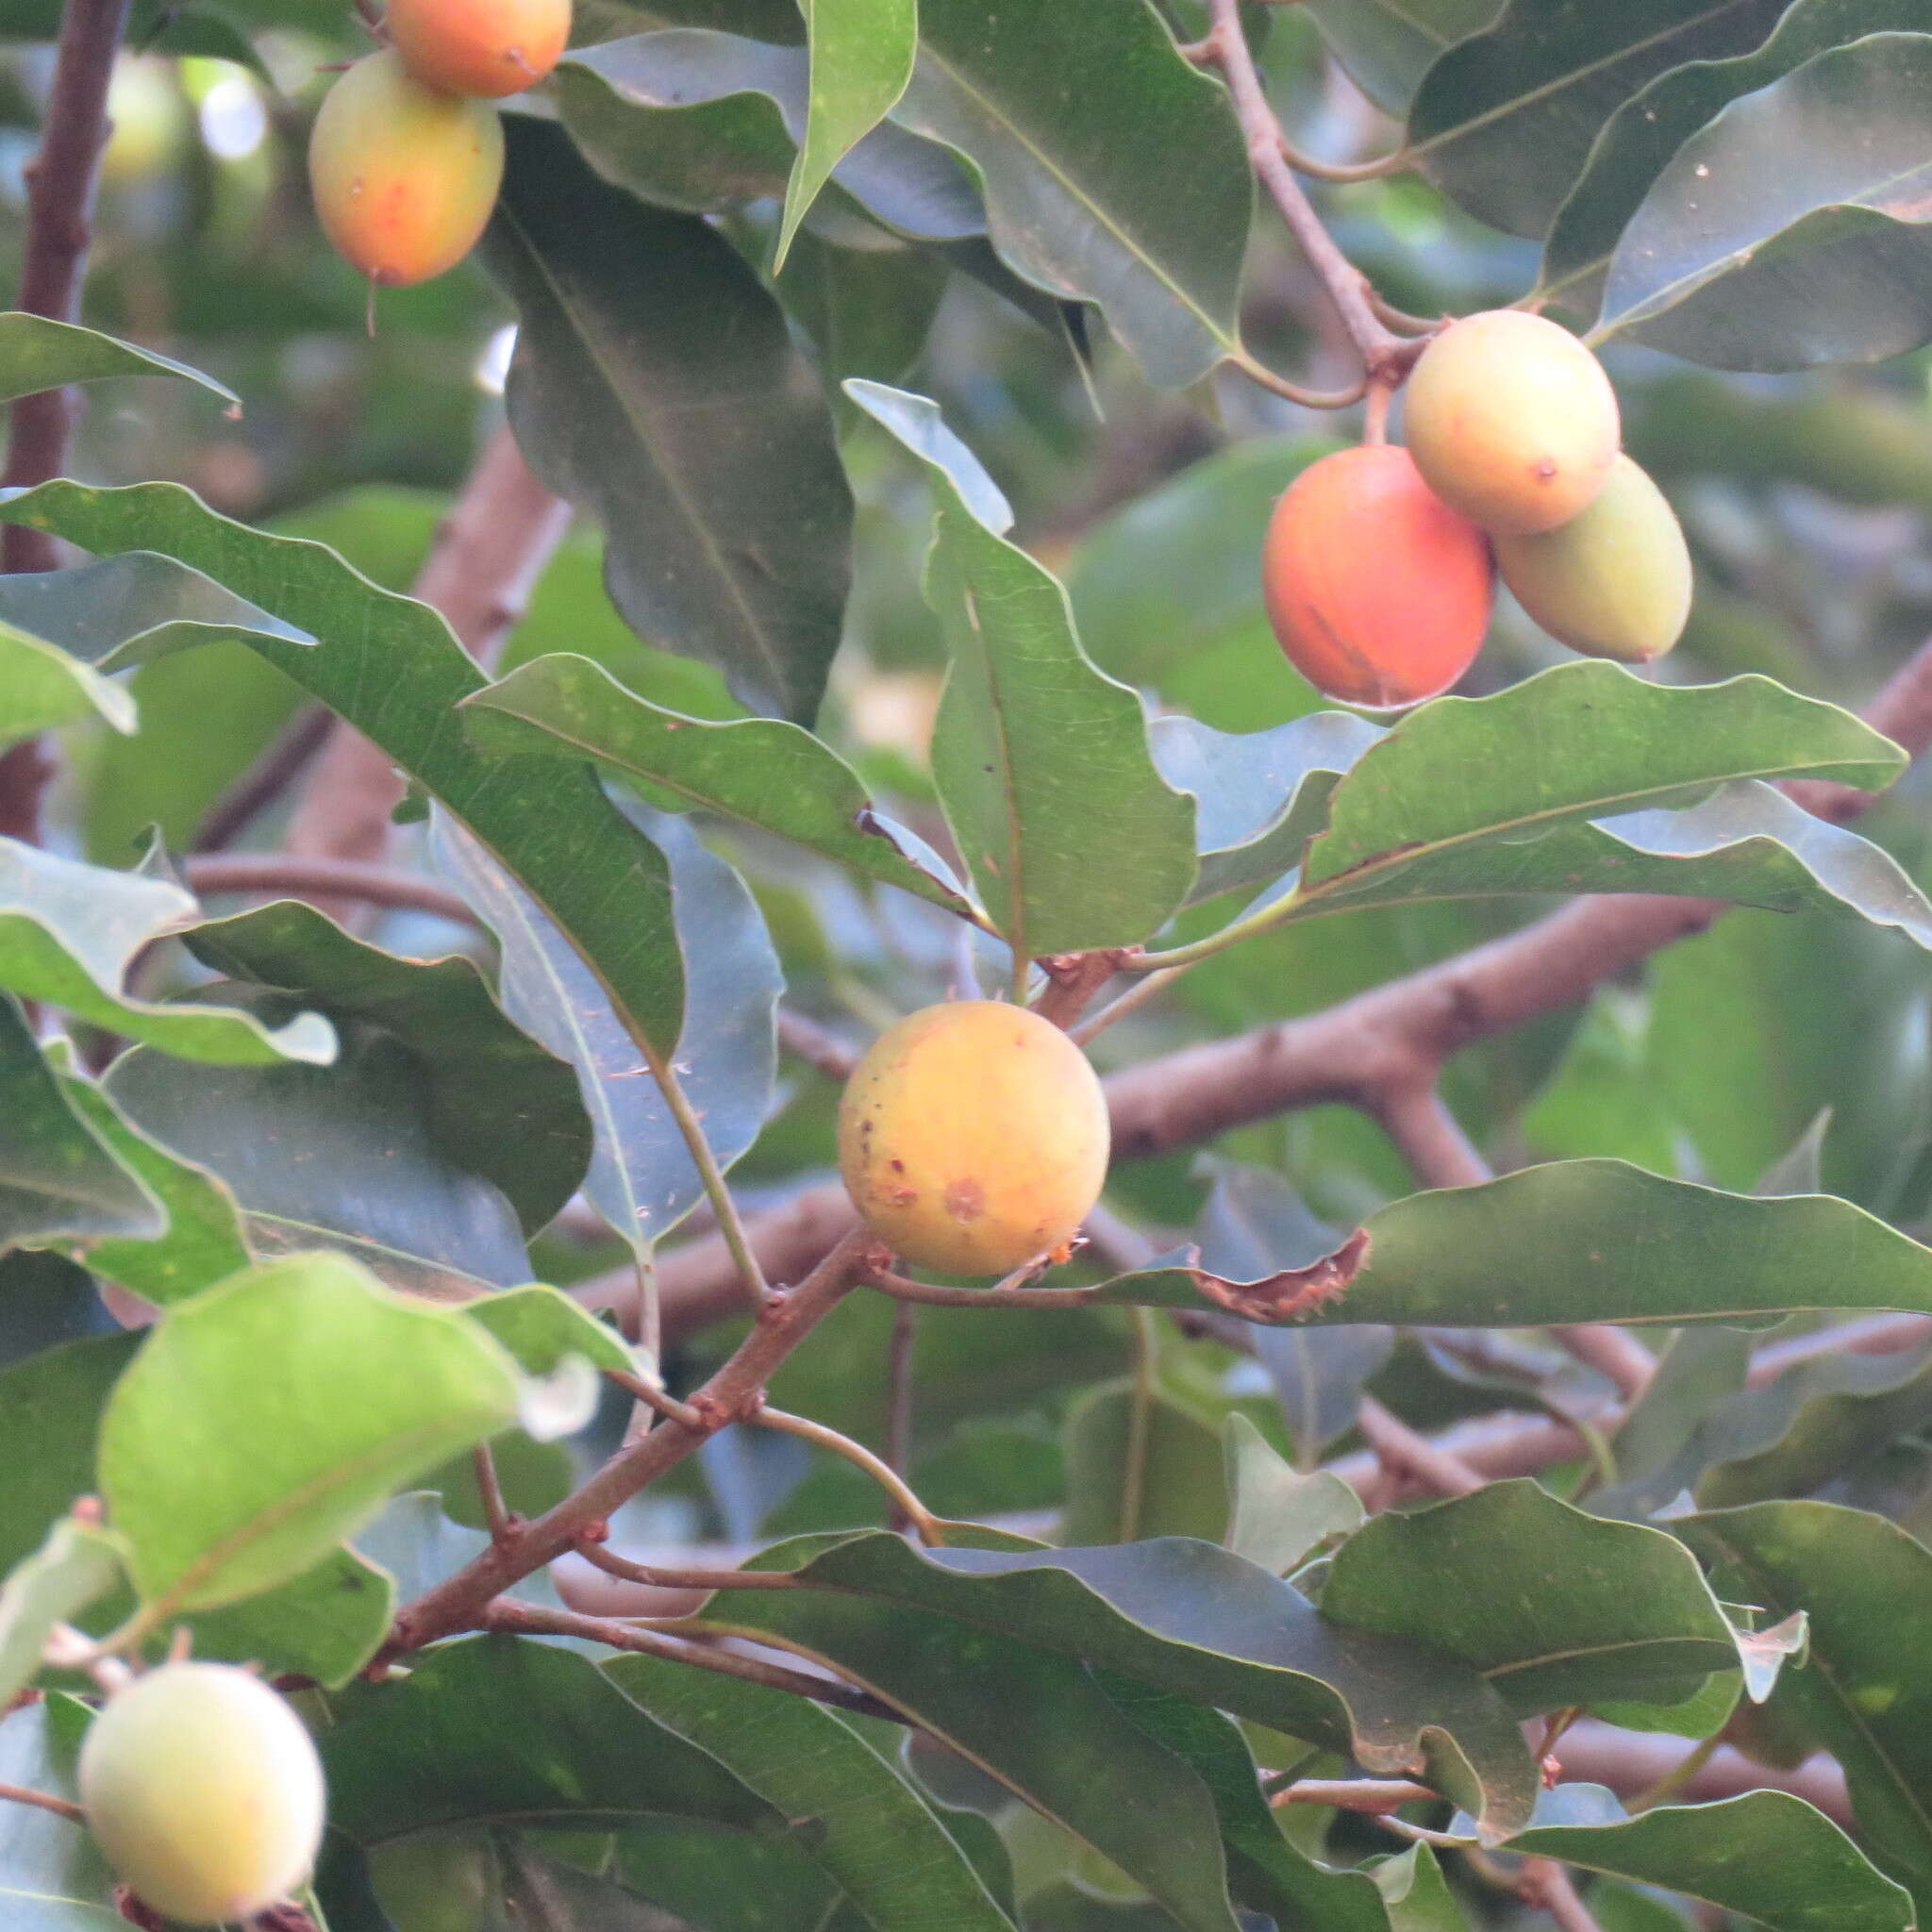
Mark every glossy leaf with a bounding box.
[1677,1502,1932,1916]
[486,117,853,724]
[849,382,1197,956]
[434,804,778,1256]
[777,229,950,400]
[1597,33,1932,370]
[889,0,1251,386]
[183,1544,396,1690]
[1540,0,1932,316]
[0,1700,122,1930]
[780,0,919,266]
[97,1252,528,1615]
[1588,1324,1752,1524]
[1409,0,1790,240]
[0,476,688,1058]
[1302,0,1501,115]
[181,896,591,1235]
[1321,1481,1738,1714]
[608,1652,1018,1929]
[461,652,980,920]
[0,840,334,1066]
[0,311,235,408]
[1222,1415,1363,1577]
[0,1519,124,1708]
[1062,1379,1228,1547]
[714,1529,1540,1839]
[0,993,163,1248]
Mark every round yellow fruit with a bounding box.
[838,1001,1110,1276]
[308,50,505,287]
[386,0,573,99]
[1403,310,1621,536]
[1496,454,1692,664]
[78,1663,325,1926]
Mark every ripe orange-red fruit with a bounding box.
[1261,444,1494,710]
[78,1664,325,1925]
[1403,310,1620,535]
[308,51,505,287]
[838,1002,1110,1276]
[386,0,573,99]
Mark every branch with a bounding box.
[181,854,478,926]
[0,1779,84,1825]
[1519,1858,1607,1932]
[192,704,334,853]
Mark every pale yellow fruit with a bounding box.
[838,1001,1109,1276]
[78,1663,325,1925]
[1496,454,1692,663]
[1404,310,1621,535]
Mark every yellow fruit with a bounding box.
[838,1002,1110,1276]
[1403,310,1620,535]
[386,0,573,99]
[308,51,504,287]
[78,1663,325,1925]
[1496,455,1692,664]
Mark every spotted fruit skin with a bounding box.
[1403,311,1620,536]
[1496,454,1691,664]
[838,1001,1109,1276]
[386,0,573,99]
[1261,444,1493,710]
[308,51,505,287]
[78,1664,325,1926]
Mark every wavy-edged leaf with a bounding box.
[1094,1159,1932,1329]
[714,1530,1541,1840]
[608,1651,1019,1930]
[1303,0,1501,116]
[0,479,686,1059]
[0,840,333,1066]
[485,115,852,724]
[434,803,778,1257]
[1677,1501,1932,1917]
[0,994,163,1248]
[1321,1481,1738,1714]
[1540,0,1932,316]
[1408,0,1790,240]
[557,28,983,239]
[780,0,920,266]
[461,652,980,920]
[0,1519,123,1708]
[888,0,1252,386]
[1596,32,1932,370]
[1498,1781,1913,1931]
[0,1700,122,1930]
[180,896,591,1236]
[0,311,235,408]
[1222,1415,1364,1577]
[849,382,1196,956]
[98,1252,530,1615]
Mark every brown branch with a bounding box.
[192,704,335,853]
[0,1779,84,1825]
[1519,1859,1607,1932]
[570,1540,801,1594]
[279,426,570,926]
[775,1008,859,1082]
[1357,1396,1484,1496]
[861,1262,1101,1312]
[181,854,479,926]
[472,1443,515,1549]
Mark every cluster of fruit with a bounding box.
[308,0,571,289]
[1264,311,1693,709]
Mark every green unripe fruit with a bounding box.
[1404,310,1620,536]
[78,1663,325,1925]
[1495,454,1692,664]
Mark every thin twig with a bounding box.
[1277,131,1411,184]
[1118,1306,1159,1541]
[181,854,479,926]
[0,1780,84,1825]
[571,1540,802,1593]
[1357,1396,1484,1496]
[472,1443,515,1550]
[1519,1858,1607,1932]
[862,1263,1099,1311]
[750,1403,944,1546]
[776,1009,860,1082]
[1270,1777,1435,1815]
[884,1301,917,1535]
[192,705,335,852]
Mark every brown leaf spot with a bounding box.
[1189,1226,1370,1324]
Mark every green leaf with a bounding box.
[1096,1160,1932,1329]
[462,1285,637,1380]
[1371,1844,1469,1931]
[1595,32,1932,370]
[485,116,853,724]
[461,653,980,920]
[50,1071,250,1302]
[0,311,236,408]
[1222,1414,1363,1576]
[1302,0,1501,116]
[1498,1783,1913,1932]
[0,479,687,1059]
[1407,0,1790,240]
[715,1530,1540,1840]
[1539,0,1932,317]
[98,1252,530,1615]
[1062,1379,1228,1547]
[849,382,1197,956]
[179,896,591,1237]
[1676,1502,1932,1917]
[0,1701,123,1929]
[1587,1324,1753,1524]
[181,1543,396,1690]
[608,1652,1019,1929]
[1320,1481,1738,1714]
[1298,665,1907,908]
[776,229,950,401]
[779,0,919,267]
[889,0,1251,386]
[0,994,163,1248]
[0,840,334,1066]
[0,1519,124,1708]
[433,804,777,1256]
